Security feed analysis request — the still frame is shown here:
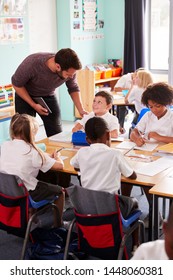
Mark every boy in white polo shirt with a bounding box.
[72,91,120,138]
[70,116,138,219]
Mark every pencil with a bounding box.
[56,147,64,153]
[124,145,136,156]
[138,130,146,146]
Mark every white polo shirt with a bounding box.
[131,240,168,260]
[0,139,56,191]
[77,111,119,131]
[136,109,173,138]
[114,73,133,89]
[128,86,146,114]
[70,143,134,194]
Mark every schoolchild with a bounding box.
[0,113,65,223]
[72,91,120,138]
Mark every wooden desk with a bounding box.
[111,92,134,116]
[38,137,173,240]
[149,176,173,240]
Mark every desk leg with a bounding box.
[148,197,153,241]
[153,194,159,240]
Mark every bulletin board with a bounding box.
[0,0,27,44]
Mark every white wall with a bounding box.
[27,0,59,124]
[28,0,57,53]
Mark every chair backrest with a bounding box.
[66,185,128,259]
[67,184,118,214]
[137,108,150,123]
[0,172,28,237]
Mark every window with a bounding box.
[148,0,169,72]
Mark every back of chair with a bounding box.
[66,184,118,214]
[66,185,128,259]
[0,172,28,237]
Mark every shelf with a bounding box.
[0,105,15,122]
[95,76,120,84]
[75,69,120,118]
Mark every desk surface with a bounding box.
[149,176,173,198]
[111,92,134,106]
[37,138,173,187]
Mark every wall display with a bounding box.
[0,0,27,15]
[74,0,79,10]
[0,17,24,43]
[82,0,98,31]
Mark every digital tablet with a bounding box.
[33,97,52,113]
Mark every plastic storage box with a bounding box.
[72,131,89,146]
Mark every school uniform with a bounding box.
[115,72,133,89]
[70,143,138,217]
[127,85,146,114]
[114,73,134,128]
[0,139,62,201]
[76,111,119,131]
[131,240,168,260]
[136,109,173,138]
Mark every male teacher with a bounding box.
[11,48,87,137]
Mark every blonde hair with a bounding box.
[10,113,45,164]
[137,70,153,88]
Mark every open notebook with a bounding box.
[49,131,72,143]
[115,141,158,152]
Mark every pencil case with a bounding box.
[72,131,89,146]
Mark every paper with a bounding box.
[113,95,123,100]
[60,156,68,161]
[111,136,124,142]
[49,131,72,143]
[115,141,158,152]
[134,142,158,152]
[136,157,173,176]
[115,141,136,150]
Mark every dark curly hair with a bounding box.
[141,82,173,107]
[85,117,109,141]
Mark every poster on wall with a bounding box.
[0,17,24,43]
[82,0,98,31]
[0,0,27,15]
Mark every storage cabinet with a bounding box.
[75,69,120,118]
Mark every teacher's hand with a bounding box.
[34,103,49,116]
[79,109,89,117]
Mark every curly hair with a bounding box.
[141,82,173,107]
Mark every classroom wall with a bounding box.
[0,0,125,122]
[0,14,29,85]
[57,0,125,121]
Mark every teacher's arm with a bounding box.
[70,91,88,117]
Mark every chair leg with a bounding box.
[138,220,145,244]
[20,203,60,260]
[63,218,76,260]
[140,187,144,195]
